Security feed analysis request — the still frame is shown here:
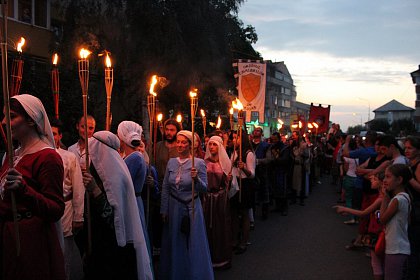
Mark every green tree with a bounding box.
[390,118,415,137]
[368,119,390,133]
[51,0,259,144]
[347,125,365,135]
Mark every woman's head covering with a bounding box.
[177,130,194,145]
[92,130,120,150]
[205,135,231,175]
[11,94,55,148]
[88,131,153,279]
[117,121,142,148]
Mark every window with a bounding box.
[285,88,291,95]
[251,111,258,121]
[0,1,15,18]
[274,71,283,80]
[280,99,291,108]
[7,0,50,28]
[271,95,277,105]
[271,110,276,118]
[19,0,32,23]
[34,0,47,27]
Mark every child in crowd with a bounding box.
[379,164,411,280]
[334,172,385,280]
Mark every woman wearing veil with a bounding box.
[117,121,150,249]
[0,94,65,280]
[202,135,232,269]
[82,131,153,280]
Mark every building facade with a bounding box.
[263,61,297,134]
[372,99,414,124]
[411,65,420,132]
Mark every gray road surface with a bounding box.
[215,180,372,280]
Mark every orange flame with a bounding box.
[232,98,243,111]
[200,109,205,117]
[176,114,182,123]
[298,121,302,129]
[229,107,234,115]
[308,123,313,129]
[189,89,198,98]
[105,53,112,68]
[17,37,25,53]
[149,75,157,97]
[157,113,163,122]
[312,122,319,128]
[216,116,222,129]
[52,53,58,65]
[79,48,91,59]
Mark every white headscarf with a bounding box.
[117,121,143,148]
[205,136,231,175]
[178,129,199,147]
[89,131,153,280]
[11,94,55,148]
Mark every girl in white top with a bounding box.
[379,164,411,280]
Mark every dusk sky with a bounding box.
[239,0,420,131]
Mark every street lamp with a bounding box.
[353,112,362,126]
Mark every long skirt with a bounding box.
[202,189,232,268]
[160,195,214,280]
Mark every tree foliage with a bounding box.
[346,125,365,135]
[50,0,259,144]
[390,118,416,137]
[368,119,390,133]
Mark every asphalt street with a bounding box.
[215,179,372,280]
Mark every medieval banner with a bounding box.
[237,61,266,123]
[308,103,330,134]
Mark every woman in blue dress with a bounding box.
[117,121,152,261]
[160,130,214,280]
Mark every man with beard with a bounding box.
[152,119,181,264]
[155,119,181,186]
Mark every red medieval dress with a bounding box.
[202,159,232,268]
[0,149,65,280]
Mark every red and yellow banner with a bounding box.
[237,62,266,123]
